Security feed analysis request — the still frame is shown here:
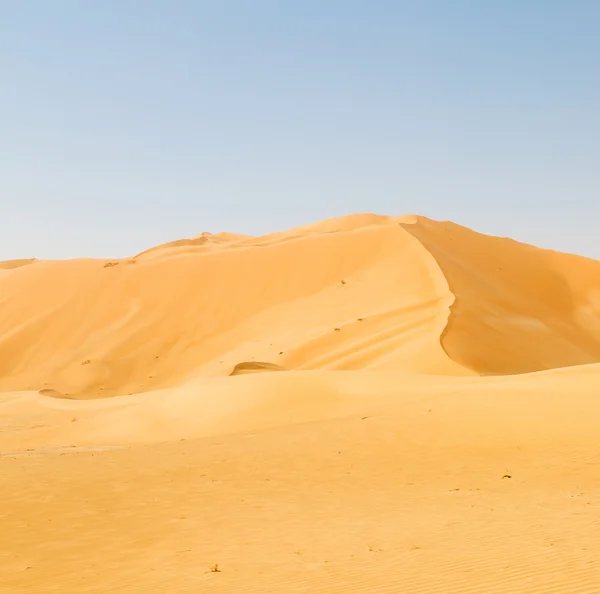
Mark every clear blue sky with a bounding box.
[1,1,599,260]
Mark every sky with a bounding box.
[1,1,599,260]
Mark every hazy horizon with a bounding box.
[2,1,599,260]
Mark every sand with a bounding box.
[2,214,600,593]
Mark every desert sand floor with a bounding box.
[2,214,600,593]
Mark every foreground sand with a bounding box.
[2,214,600,593]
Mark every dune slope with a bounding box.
[0,215,464,398]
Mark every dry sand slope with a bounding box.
[2,214,600,593]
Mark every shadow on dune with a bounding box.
[0,258,37,270]
[229,362,287,376]
[402,218,600,375]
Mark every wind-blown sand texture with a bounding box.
[2,214,600,593]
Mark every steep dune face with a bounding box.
[1,214,600,399]
[402,217,600,374]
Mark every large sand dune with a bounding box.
[2,214,600,593]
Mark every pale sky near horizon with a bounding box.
[1,1,599,260]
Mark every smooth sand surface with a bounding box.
[2,214,600,593]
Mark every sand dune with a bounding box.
[2,214,600,593]
[6,213,600,399]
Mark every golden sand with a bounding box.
[2,214,600,593]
